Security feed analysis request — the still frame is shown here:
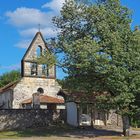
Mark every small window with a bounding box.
[37,88,44,94]
[36,46,42,57]
[31,63,37,76]
[42,64,49,77]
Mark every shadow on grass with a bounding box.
[0,124,122,139]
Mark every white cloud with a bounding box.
[20,27,59,38]
[5,7,53,27]
[5,0,65,49]
[14,39,31,48]
[19,28,38,37]
[16,27,59,49]
[42,0,65,14]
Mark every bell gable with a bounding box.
[21,32,56,79]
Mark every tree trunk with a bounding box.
[90,107,94,128]
[122,115,131,136]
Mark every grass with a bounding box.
[0,124,77,139]
[0,125,140,139]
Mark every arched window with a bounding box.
[37,88,44,94]
[36,46,42,57]
[31,63,37,76]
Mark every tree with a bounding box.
[0,70,21,88]
[53,0,140,136]
[128,27,140,129]
[36,50,56,67]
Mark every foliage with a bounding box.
[53,0,140,120]
[36,50,56,67]
[131,115,140,128]
[0,70,21,88]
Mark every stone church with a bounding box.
[0,32,64,109]
[0,31,122,128]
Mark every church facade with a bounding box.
[0,32,64,109]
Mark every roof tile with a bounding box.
[22,95,64,104]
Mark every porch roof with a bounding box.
[21,95,64,104]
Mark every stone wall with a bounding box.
[0,109,65,131]
[13,77,61,108]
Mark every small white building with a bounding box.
[58,90,122,127]
[66,101,106,127]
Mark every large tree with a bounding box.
[52,0,140,136]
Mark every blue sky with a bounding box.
[0,0,140,79]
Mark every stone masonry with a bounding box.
[0,109,64,131]
[13,77,61,108]
[23,32,55,78]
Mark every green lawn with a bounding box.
[0,125,140,140]
[0,125,77,139]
